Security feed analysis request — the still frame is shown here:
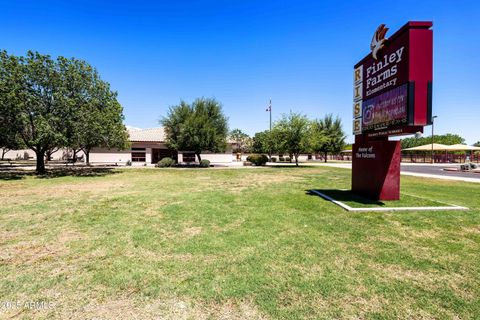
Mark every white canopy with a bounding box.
[444,144,480,151]
[403,143,449,151]
[403,143,480,152]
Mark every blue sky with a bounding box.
[1,0,479,144]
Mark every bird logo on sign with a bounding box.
[370,24,389,60]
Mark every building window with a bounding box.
[131,147,146,151]
[131,152,146,162]
[183,152,196,162]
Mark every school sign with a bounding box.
[352,22,433,200]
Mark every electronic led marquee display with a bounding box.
[362,84,408,131]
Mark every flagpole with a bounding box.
[269,98,272,131]
[267,98,272,161]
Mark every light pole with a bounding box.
[431,115,438,164]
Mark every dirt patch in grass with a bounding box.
[0,181,129,199]
[213,218,245,233]
[337,292,387,318]
[0,229,28,244]
[0,230,83,266]
[371,263,474,300]
[204,299,269,320]
[27,295,269,320]
[405,229,442,240]
[462,226,480,234]
[213,172,302,193]
[183,226,202,238]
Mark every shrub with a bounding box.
[126,160,132,166]
[246,154,269,166]
[279,156,285,162]
[199,159,210,168]
[156,157,175,168]
[271,157,277,162]
[285,156,291,162]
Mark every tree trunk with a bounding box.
[324,152,328,163]
[72,149,78,163]
[85,149,91,166]
[36,150,46,174]
[1,148,7,161]
[295,154,299,166]
[196,153,202,162]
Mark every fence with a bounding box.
[401,153,480,163]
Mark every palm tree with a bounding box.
[310,114,345,162]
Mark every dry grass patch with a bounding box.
[16,295,270,320]
[213,218,245,233]
[210,172,302,193]
[335,293,388,318]
[462,225,480,234]
[370,263,474,300]
[183,226,203,238]
[0,180,128,198]
[0,230,83,266]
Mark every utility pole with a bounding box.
[431,115,438,164]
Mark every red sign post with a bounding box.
[352,21,433,200]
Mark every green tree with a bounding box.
[229,129,251,153]
[57,56,129,165]
[57,56,90,162]
[474,141,480,147]
[436,134,465,145]
[401,133,465,149]
[0,125,23,160]
[400,136,423,149]
[0,51,128,172]
[251,131,265,153]
[0,51,66,173]
[0,52,17,160]
[252,130,276,156]
[271,112,310,166]
[0,67,24,160]
[79,99,129,165]
[161,98,229,162]
[310,114,345,162]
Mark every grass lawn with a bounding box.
[1,166,479,319]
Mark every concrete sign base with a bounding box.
[352,135,401,200]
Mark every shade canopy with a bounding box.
[403,143,480,152]
[403,143,449,151]
[444,144,480,151]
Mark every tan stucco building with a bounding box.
[88,127,234,165]
[2,127,235,165]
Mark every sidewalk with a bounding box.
[399,171,480,183]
